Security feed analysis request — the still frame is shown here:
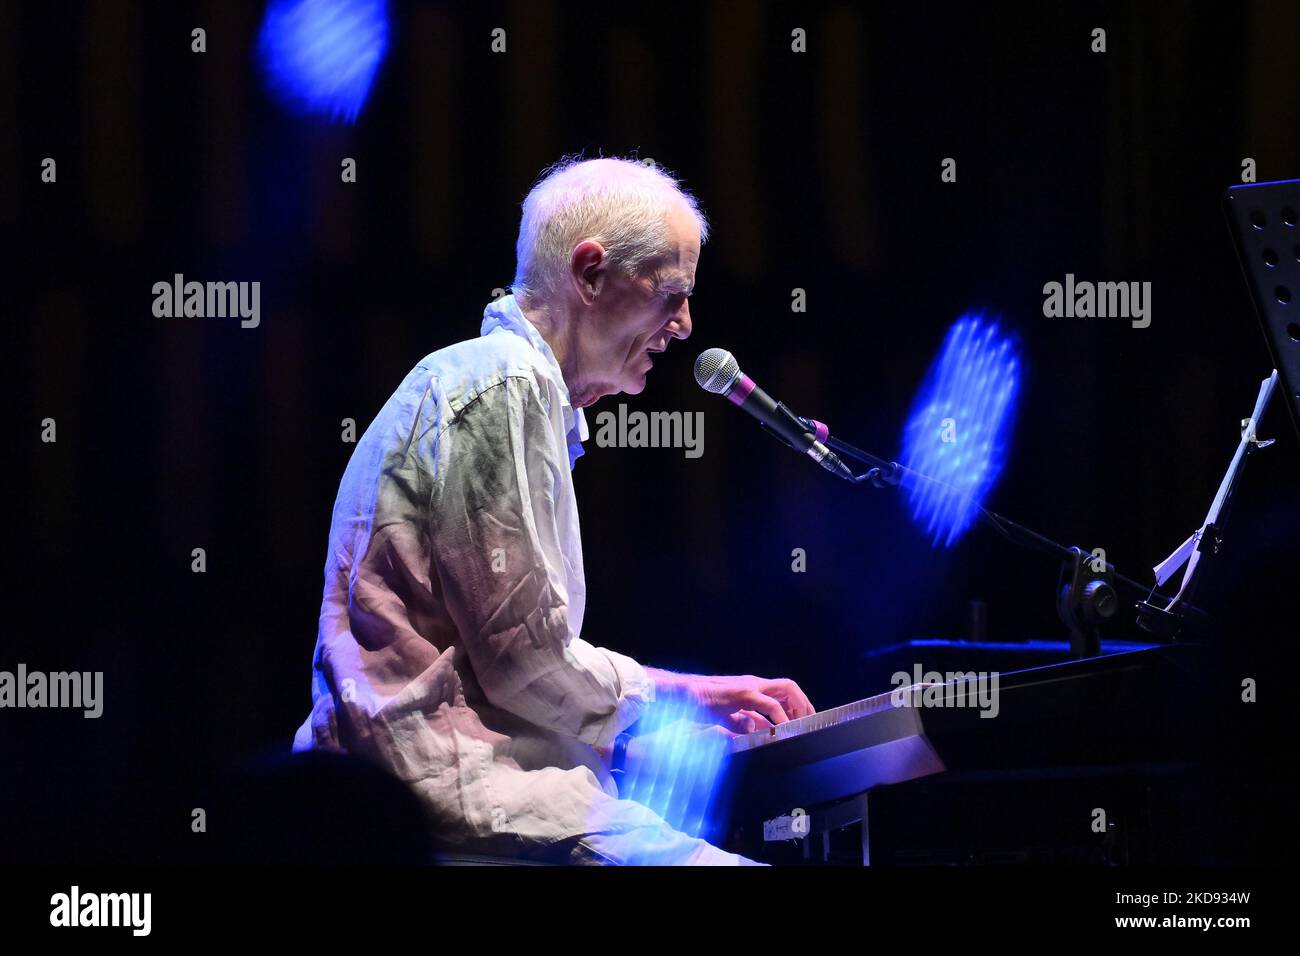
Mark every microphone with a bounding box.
[694,347,854,480]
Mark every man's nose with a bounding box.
[669,301,692,340]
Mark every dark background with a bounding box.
[3,0,1297,863]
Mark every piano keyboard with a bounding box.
[715,645,1196,823]
[730,684,927,753]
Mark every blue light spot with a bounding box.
[900,312,1021,548]
[258,0,390,124]
[604,695,729,859]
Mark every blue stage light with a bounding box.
[900,314,1020,548]
[614,695,728,851]
[257,0,389,124]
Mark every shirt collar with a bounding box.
[481,293,588,466]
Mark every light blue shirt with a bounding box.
[293,293,656,850]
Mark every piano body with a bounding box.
[710,642,1225,864]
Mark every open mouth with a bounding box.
[640,342,666,372]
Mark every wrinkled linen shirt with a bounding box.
[293,294,673,857]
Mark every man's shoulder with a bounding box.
[412,330,552,410]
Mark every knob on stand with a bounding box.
[1057,547,1119,659]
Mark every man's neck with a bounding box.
[517,295,598,407]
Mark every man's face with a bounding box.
[572,202,700,406]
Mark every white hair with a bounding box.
[511,155,709,301]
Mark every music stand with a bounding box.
[1224,179,1300,444]
[1137,371,1278,635]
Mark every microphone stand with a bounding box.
[799,418,1212,657]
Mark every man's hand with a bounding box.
[645,668,815,729]
[690,674,815,728]
[722,709,778,733]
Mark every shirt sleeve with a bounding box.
[430,373,654,749]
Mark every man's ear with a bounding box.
[570,240,606,305]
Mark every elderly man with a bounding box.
[293,156,814,865]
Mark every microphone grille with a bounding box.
[694,348,740,394]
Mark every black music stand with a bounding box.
[1136,370,1278,637]
[1224,178,1300,445]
